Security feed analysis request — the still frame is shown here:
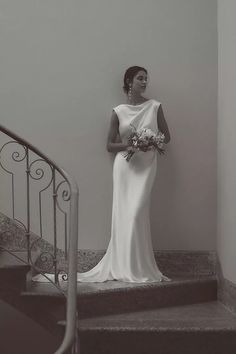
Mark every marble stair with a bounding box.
[1,250,236,354]
[76,301,236,354]
[24,275,217,319]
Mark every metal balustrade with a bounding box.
[0,124,79,353]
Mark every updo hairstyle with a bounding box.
[123,66,148,94]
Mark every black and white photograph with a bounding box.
[0,1,236,353]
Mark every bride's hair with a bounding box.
[123,66,148,93]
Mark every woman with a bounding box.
[33,66,171,283]
[77,66,171,283]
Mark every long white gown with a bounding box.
[77,99,170,283]
[33,99,171,283]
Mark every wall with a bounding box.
[0,0,217,250]
[217,0,236,284]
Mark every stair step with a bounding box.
[23,275,217,320]
[78,276,217,317]
[72,301,236,354]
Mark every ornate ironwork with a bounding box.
[0,141,27,220]
[0,140,70,282]
[0,124,79,353]
[29,159,54,237]
[55,180,71,258]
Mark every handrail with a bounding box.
[0,124,79,354]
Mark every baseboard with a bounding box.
[218,277,236,314]
[216,256,236,314]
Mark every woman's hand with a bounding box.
[126,146,136,153]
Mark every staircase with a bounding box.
[1,250,236,354]
[0,124,79,353]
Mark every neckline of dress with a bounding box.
[122,99,152,107]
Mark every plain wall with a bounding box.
[0,0,217,250]
[217,0,236,283]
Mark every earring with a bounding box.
[128,85,132,101]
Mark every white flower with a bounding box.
[140,128,155,139]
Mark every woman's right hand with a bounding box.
[126,146,136,153]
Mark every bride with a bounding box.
[78,66,171,283]
[33,66,171,283]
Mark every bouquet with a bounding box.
[124,124,165,162]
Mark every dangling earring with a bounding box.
[128,84,132,101]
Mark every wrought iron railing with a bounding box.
[0,124,79,354]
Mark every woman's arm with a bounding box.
[157,105,171,143]
[106,111,129,153]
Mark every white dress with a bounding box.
[33,99,171,283]
[77,99,170,283]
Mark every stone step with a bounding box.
[78,276,217,318]
[68,301,236,354]
[23,275,217,319]
[78,250,217,278]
